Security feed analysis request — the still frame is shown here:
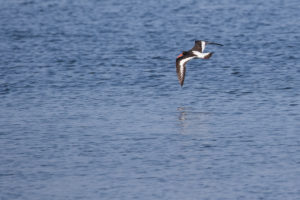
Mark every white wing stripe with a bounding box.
[179,57,195,67]
[201,41,206,52]
[179,56,195,80]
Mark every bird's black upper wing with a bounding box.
[176,53,196,86]
[190,40,205,52]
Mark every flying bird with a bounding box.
[176,40,223,86]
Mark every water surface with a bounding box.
[0,0,299,199]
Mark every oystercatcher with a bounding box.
[176,40,223,86]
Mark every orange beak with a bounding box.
[177,53,183,58]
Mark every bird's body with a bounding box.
[176,40,223,86]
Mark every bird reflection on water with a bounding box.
[177,107,188,134]
[177,107,211,135]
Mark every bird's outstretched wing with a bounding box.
[190,40,223,53]
[190,40,206,53]
[176,54,196,86]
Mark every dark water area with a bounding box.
[0,0,299,199]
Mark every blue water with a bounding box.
[0,0,299,199]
